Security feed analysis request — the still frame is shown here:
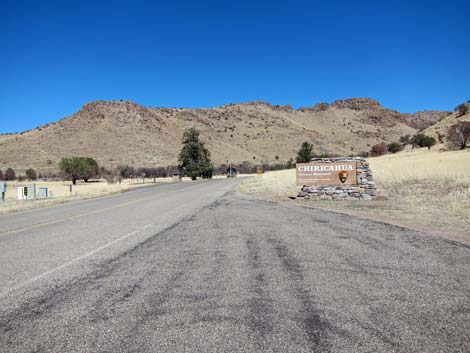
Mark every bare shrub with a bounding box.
[448,121,470,149]
[370,142,388,156]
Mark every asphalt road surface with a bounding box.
[0,179,469,352]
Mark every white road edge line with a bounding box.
[0,223,154,299]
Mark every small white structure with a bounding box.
[17,186,27,200]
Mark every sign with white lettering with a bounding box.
[296,162,357,186]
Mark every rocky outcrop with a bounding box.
[330,98,382,110]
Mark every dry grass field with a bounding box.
[239,149,470,243]
[0,177,177,214]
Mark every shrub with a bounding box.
[455,103,469,117]
[117,165,135,178]
[25,168,37,180]
[370,142,388,156]
[399,134,411,146]
[4,168,16,181]
[447,121,470,150]
[0,169,3,180]
[387,142,403,153]
[286,158,294,169]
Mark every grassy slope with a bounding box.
[238,149,470,243]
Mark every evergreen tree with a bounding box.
[178,128,213,180]
[25,168,37,180]
[295,142,315,163]
[4,168,16,181]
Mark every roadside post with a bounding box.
[142,172,146,184]
[0,182,6,202]
[69,184,73,196]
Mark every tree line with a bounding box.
[368,120,470,157]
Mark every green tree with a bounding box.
[296,142,315,163]
[59,157,99,184]
[25,168,37,180]
[178,128,213,180]
[4,168,16,181]
[421,136,436,150]
[411,134,436,150]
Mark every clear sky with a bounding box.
[1,0,469,133]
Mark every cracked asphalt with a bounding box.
[0,179,469,352]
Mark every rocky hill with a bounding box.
[0,98,450,173]
[423,102,470,141]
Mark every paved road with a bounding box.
[0,179,469,352]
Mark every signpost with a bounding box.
[296,161,357,186]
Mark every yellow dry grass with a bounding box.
[0,178,175,214]
[239,149,470,242]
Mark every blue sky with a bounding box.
[1,0,469,133]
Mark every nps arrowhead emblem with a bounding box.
[338,170,348,184]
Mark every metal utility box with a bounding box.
[0,182,5,202]
[17,187,26,200]
[27,183,36,200]
[38,187,48,199]
[17,185,37,200]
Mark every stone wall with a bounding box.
[297,157,381,201]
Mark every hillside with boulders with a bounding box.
[0,98,450,173]
[423,101,470,142]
